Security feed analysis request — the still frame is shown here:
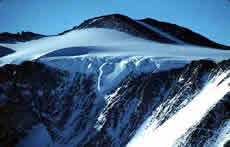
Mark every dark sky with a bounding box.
[0,0,230,45]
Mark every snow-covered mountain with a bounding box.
[0,14,230,147]
[62,14,230,49]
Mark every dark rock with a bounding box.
[140,18,230,50]
[0,46,15,57]
[0,32,46,43]
[224,140,230,147]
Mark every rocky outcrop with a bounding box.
[0,32,46,43]
[0,46,15,57]
[0,61,66,146]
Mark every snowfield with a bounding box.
[0,28,230,66]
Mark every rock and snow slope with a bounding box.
[0,14,230,147]
[1,58,230,147]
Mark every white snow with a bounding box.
[98,63,108,92]
[136,21,185,44]
[127,71,230,147]
[0,28,230,66]
[40,56,189,95]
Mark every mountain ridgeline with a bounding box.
[1,14,229,49]
[0,14,230,147]
[61,14,230,49]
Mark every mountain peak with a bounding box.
[60,14,176,44]
[59,14,230,49]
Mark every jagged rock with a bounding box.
[0,58,229,146]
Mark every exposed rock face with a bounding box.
[175,60,230,147]
[0,61,66,147]
[150,60,217,128]
[0,58,230,147]
[0,32,46,43]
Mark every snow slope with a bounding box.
[127,71,230,147]
[0,28,230,66]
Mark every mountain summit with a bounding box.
[61,14,230,49]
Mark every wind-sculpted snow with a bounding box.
[1,28,230,66]
[38,47,107,58]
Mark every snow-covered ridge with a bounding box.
[0,28,230,66]
[64,14,230,49]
